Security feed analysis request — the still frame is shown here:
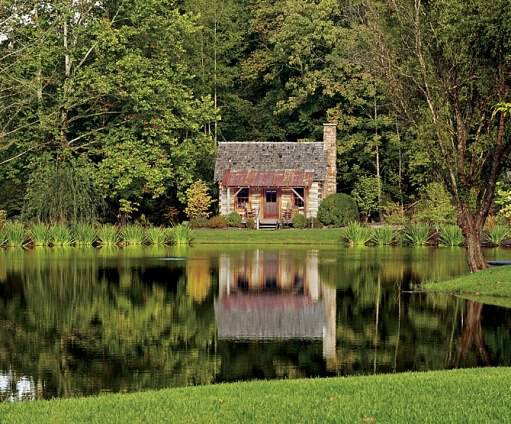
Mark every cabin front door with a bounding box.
[264,190,278,219]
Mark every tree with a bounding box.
[367,1,511,271]
[0,0,216,219]
[352,176,380,222]
[185,180,213,220]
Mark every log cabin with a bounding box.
[214,123,337,228]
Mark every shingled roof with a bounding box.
[214,142,327,182]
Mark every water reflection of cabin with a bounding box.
[215,251,336,365]
[214,124,337,228]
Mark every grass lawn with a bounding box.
[1,368,510,423]
[425,266,511,307]
[192,228,342,244]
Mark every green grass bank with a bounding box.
[192,228,343,244]
[425,266,511,307]
[1,368,510,423]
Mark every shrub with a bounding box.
[439,225,464,247]
[121,225,145,245]
[292,213,306,229]
[246,217,256,229]
[318,194,359,227]
[98,225,119,246]
[414,183,456,229]
[30,223,51,246]
[207,215,227,229]
[49,224,73,246]
[170,224,194,245]
[485,225,510,247]
[405,223,432,246]
[373,225,396,246]
[73,223,97,246]
[4,221,26,247]
[146,227,167,245]
[190,217,208,229]
[185,180,212,220]
[383,202,407,226]
[225,212,242,228]
[344,222,373,246]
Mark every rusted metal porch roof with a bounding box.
[221,169,314,188]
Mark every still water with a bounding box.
[1,246,511,401]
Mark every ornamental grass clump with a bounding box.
[372,225,396,246]
[73,223,97,246]
[405,223,431,246]
[146,227,167,245]
[170,224,194,245]
[344,222,373,247]
[485,225,510,247]
[97,225,120,246]
[49,224,73,246]
[30,223,51,247]
[439,225,464,247]
[4,222,26,247]
[121,225,145,245]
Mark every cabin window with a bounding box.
[293,188,305,208]
[236,188,249,208]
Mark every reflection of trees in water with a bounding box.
[318,248,511,375]
[0,250,218,399]
[458,302,489,366]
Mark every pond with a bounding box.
[1,246,511,402]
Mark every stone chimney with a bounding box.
[323,123,337,197]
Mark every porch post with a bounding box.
[226,187,231,214]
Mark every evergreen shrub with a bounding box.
[318,194,359,227]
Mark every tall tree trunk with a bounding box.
[458,206,487,272]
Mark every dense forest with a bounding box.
[0,1,510,268]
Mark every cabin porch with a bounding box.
[219,170,320,228]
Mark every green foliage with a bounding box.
[495,183,511,222]
[73,224,98,246]
[3,222,26,247]
[343,223,372,247]
[121,225,146,246]
[98,225,120,247]
[414,183,456,229]
[22,157,101,225]
[292,214,306,229]
[225,212,242,228]
[351,177,380,220]
[207,216,227,229]
[146,227,168,245]
[49,224,73,247]
[383,202,407,226]
[485,225,510,247]
[30,223,51,247]
[318,194,359,228]
[170,224,194,245]
[185,181,213,220]
[372,226,396,246]
[439,225,464,247]
[405,224,432,247]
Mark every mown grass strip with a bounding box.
[1,368,510,424]
[192,228,343,244]
[425,266,511,300]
